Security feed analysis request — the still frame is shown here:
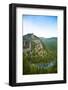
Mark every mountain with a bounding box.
[23,33,57,62]
[23,33,46,57]
[23,33,57,74]
[40,37,57,53]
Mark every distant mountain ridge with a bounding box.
[40,37,57,52]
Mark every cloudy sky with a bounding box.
[22,15,57,38]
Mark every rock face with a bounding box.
[23,33,46,57]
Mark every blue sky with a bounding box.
[23,15,57,38]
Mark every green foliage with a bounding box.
[23,34,57,75]
[23,50,57,75]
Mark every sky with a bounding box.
[22,15,57,38]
